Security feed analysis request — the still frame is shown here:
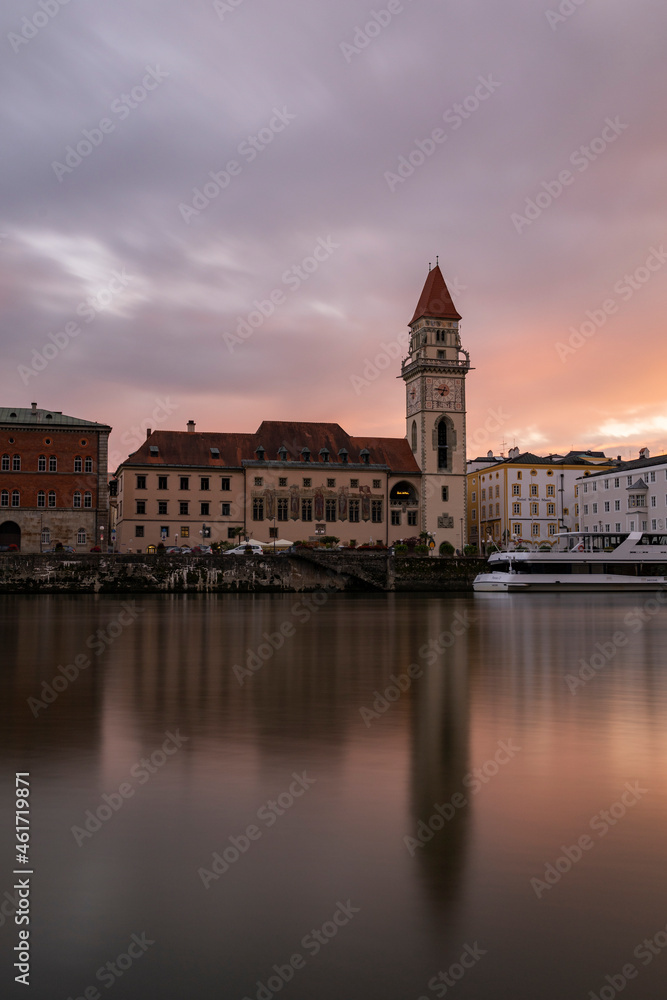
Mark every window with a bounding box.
[512,502,521,515]
[73,491,81,508]
[583,483,588,493]
[517,471,522,480]
[583,505,589,515]
[1,455,9,471]
[614,500,620,511]
[84,457,93,473]
[326,478,335,488]
[158,501,168,515]
[136,500,146,514]
[481,489,486,501]
[650,471,656,482]
[158,476,168,490]
[512,484,520,496]
[77,530,86,545]
[391,510,401,525]
[37,490,45,508]
[471,492,476,503]
[13,455,21,471]
[136,526,145,538]
[160,526,169,539]
[279,478,288,487]
[574,486,579,497]
[627,477,632,485]
[181,527,190,538]
[615,523,621,532]
[530,484,538,496]
[269,527,278,538]
[277,498,288,521]
[49,457,57,472]
[1,489,8,507]
[227,528,237,539]
[495,503,500,515]
[652,519,657,530]
[548,523,557,535]
[575,504,579,515]
[348,499,360,522]
[84,492,92,508]
[437,421,448,469]
[371,500,383,523]
[530,502,539,515]
[38,455,46,472]
[592,482,597,491]
[592,503,598,514]
[180,477,189,490]
[200,502,210,516]
[325,499,336,522]
[12,490,20,507]
[252,498,264,521]
[407,510,418,526]
[303,478,312,488]
[471,509,477,520]
[547,503,555,515]
[442,486,449,502]
[41,528,50,545]
[547,484,554,496]
[179,501,189,516]
[531,523,540,536]
[482,506,486,518]
[651,496,656,507]
[220,502,231,516]
[254,477,263,487]
[604,479,609,489]
[629,520,635,531]
[614,478,620,488]
[373,479,381,490]
[350,479,358,489]
[46,490,55,508]
[513,523,521,535]
[201,477,210,491]
[136,475,146,489]
[411,421,417,452]
[301,499,313,521]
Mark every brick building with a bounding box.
[0,404,111,552]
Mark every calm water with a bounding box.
[1,592,667,999]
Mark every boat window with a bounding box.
[639,535,667,546]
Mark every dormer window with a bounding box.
[319,448,330,463]
[255,445,265,461]
[278,446,288,461]
[149,446,159,456]
[301,448,311,463]
[210,447,220,458]
[359,449,370,465]
[338,448,349,464]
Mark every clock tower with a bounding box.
[402,263,472,549]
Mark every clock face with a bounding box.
[425,376,462,410]
[407,382,420,415]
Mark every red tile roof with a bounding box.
[410,264,461,324]
[120,421,420,473]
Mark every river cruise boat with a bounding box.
[473,531,667,592]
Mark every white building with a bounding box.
[577,450,667,534]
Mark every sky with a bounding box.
[1,0,666,469]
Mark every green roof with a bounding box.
[0,406,111,429]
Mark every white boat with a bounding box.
[473,531,667,593]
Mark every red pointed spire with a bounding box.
[409,263,461,324]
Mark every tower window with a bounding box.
[411,421,417,452]
[437,421,448,470]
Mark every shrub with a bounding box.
[394,543,408,554]
[439,541,455,557]
[415,544,428,555]
[463,543,477,556]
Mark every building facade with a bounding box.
[113,265,471,552]
[577,451,667,534]
[0,403,111,552]
[467,449,615,549]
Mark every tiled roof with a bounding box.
[409,264,461,324]
[580,453,667,479]
[119,421,420,474]
[0,406,110,429]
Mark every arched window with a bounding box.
[48,491,56,508]
[37,491,46,508]
[49,456,57,472]
[74,456,82,472]
[84,491,92,508]
[11,490,20,507]
[84,457,93,473]
[13,455,21,471]
[390,481,418,503]
[437,420,448,470]
[0,490,8,507]
[73,492,82,508]
[411,421,417,452]
[38,455,46,471]
[1,455,9,471]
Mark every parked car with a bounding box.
[223,543,264,556]
[165,546,183,554]
[180,546,193,554]
[190,545,213,554]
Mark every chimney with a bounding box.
[639,447,650,460]
[187,420,196,433]
[146,428,152,439]
[31,402,37,411]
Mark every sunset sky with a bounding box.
[1,0,666,469]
